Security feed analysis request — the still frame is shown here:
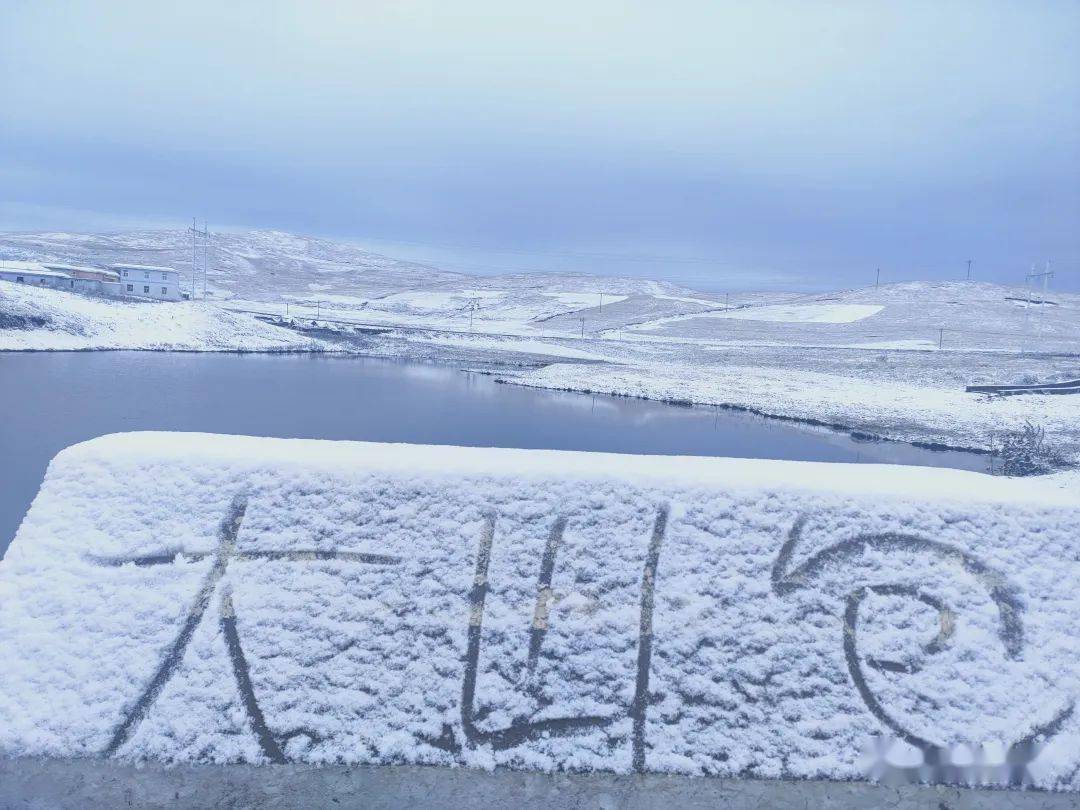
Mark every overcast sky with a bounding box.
[1,1,1077,290]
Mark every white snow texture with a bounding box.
[0,433,1078,788]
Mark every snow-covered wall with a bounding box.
[1,433,1078,789]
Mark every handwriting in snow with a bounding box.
[90,497,1071,778]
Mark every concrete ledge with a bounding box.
[2,758,1077,810]
[2,434,1079,788]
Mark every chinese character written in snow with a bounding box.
[93,495,401,762]
[93,497,672,771]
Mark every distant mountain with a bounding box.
[0,229,701,304]
[0,229,466,302]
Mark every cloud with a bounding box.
[1,1,1077,288]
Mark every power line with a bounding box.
[1025,262,1055,350]
[186,219,212,300]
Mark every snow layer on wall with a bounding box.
[0,433,1077,788]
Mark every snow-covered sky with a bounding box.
[1,2,1077,290]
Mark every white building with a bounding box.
[0,261,93,291]
[109,264,183,301]
[0,260,183,301]
[43,264,120,284]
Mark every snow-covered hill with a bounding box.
[0,230,467,302]
[618,280,1080,354]
[0,228,733,338]
[0,229,704,308]
[4,230,1079,363]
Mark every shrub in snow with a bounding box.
[990,421,1067,477]
[0,312,49,330]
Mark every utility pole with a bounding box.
[580,317,586,338]
[202,222,210,299]
[190,217,198,300]
[187,218,211,300]
[725,292,729,310]
[1025,263,1054,352]
[1022,264,1034,354]
[875,268,880,288]
[966,259,973,281]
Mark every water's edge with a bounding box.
[497,377,992,457]
[0,350,990,557]
[2,344,993,457]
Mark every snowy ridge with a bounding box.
[1,433,1078,787]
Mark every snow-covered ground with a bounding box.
[1,433,1078,787]
[3,228,1079,464]
[633,303,885,329]
[0,282,329,352]
[504,358,1080,459]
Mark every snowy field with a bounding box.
[1,433,1078,788]
[633,303,885,328]
[616,282,1080,354]
[0,282,328,352]
[2,228,1079,464]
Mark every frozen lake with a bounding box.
[0,351,986,555]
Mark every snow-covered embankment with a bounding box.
[0,433,1078,789]
[505,361,1080,460]
[0,283,327,351]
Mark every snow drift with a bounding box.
[1,433,1078,789]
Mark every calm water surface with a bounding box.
[0,352,985,555]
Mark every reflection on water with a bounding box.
[0,351,986,555]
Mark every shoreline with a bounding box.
[495,376,995,458]
[0,345,1004,467]
[8,341,1078,472]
